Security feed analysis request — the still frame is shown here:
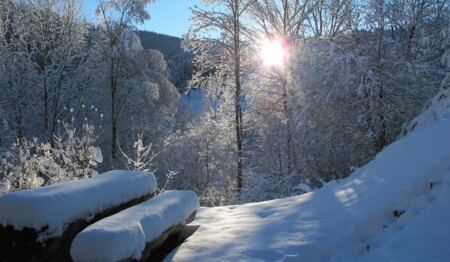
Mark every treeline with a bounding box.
[161,0,450,205]
[1,0,449,206]
[0,0,184,192]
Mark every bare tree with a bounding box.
[0,0,87,143]
[306,0,355,39]
[95,0,154,162]
[251,0,313,38]
[28,0,87,142]
[186,0,255,192]
[249,0,314,174]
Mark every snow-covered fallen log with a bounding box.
[71,190,199,262]
[0,170,157,261]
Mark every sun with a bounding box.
[260,37,286,67]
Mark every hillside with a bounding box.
[136,31,183,61]
[136,30,192,90]
[166,89,450,261]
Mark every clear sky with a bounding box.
[83,0,202,38]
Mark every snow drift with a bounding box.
[167,90,450,261]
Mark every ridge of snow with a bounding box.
[0,170,157,240]
[404,87,450,133]
[70,190,199,262]
[362,167,450,261]
[167,114,450,261]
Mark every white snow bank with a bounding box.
[0,170,156,240]
[404,87,450,133]
[362,168,450,261]
[167,116,450,261]
[71,190,199,262]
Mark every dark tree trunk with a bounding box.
[375,15,387,152]
[233,0,244,192]
[111,63,117,161]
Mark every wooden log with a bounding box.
[0,171,157,262]
[71,191,200,262]
[136,211,197,262]
[0,192,154,262]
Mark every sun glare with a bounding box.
[261,38,286,67]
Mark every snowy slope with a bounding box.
[0,170,157,240]
[167,94,450,261]
[71,190,199,261]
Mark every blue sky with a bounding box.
[83,0,201,38]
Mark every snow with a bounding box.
[404,87,450,133]
[70,190,199,262]
[0,170,157,240]
[166,105,450,261]
[88,146,103,163]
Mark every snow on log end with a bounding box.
[0,170,157,237]
[70,190,199,262]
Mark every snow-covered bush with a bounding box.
[52,122,103,180]
[120,130,180,195]
[200,185,236,207]
[159,97,238,206]
[0,122,102,193]
[0,143,45,193]
[120,132,156,173]
[238,173,307,204]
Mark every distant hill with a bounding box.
[137,31,192,91]
[136,31,183,61]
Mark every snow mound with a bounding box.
[167,110,450,261]
[404,87,450,133]
[71,190,199,262]
[0,170,157,239]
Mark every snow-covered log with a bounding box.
[70,190,200,262]
[0,170,157,261]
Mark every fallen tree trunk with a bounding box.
[71,190,200,262]
[0,171,157,262]
[136,211,197,262]
[0,192,154,262]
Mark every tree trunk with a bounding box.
[234,0,244,192]
[282,82,293,174]
[43,71,49,138]
[111,64,117,161]
[50,64,67,148]
[375,16,387,152]
[375,83,387,152]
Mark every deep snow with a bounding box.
[70,190,199,261]
[166,91,450,261]
[2,89,449,261]
[0,170,156,241]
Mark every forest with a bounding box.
[0,0,449,206]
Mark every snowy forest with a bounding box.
[0,0,449,206]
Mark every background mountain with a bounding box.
[137,31,193,91]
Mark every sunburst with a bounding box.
[260,37,286,67]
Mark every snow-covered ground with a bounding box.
[167,91,450,261]
[0,170,156,241]
[71,190,199,261]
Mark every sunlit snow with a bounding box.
[166,91,450,261]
